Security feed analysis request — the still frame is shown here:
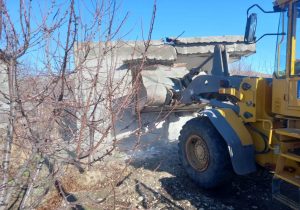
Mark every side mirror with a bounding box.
[244,13,257,43]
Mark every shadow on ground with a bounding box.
[128,141,289,210]
[114,110,289,209]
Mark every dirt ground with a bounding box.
[41,135,293,210]
[115,139,289,210]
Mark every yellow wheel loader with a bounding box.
[176,0,300,209]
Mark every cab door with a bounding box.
[288,78,300,109]
[272,5,290,115]
[287,1,300,111]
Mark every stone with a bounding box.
[138,196,144,202]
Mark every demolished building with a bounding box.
[74,36,255,146]
[76,35,255,110]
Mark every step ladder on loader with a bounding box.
[272,128,300,209]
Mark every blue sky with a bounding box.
[5,0,281,74]
[117,0,281,73]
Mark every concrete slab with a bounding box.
[168,36,256,70]
[168,35,246,45]
[77,40,177,65]
[74,35,257,152]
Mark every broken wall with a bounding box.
[74,36,255,157]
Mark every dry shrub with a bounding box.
[0,0,157,209]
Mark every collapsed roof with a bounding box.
[75,36,256,111]
[76,35,255,71]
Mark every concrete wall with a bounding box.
[74,36,256,156]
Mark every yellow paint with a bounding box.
[216,108,253,146]
[212,1,300,203]
[272,1,300,117]
[257,119,275,150]
[271,77,300,116]
[288,78,300,110]
[248,121,275,163]
[238,78,272,122]
[218,88,243,100]
[290,35,296,76]
[272,79,287,115]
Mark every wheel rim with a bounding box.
[185,135,209,172]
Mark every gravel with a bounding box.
[41,137,291,209]
[112,139,290,210]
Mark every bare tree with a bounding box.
[0,0,157,209]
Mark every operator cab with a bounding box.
[273,1,300,116]
[275,1,300,77]
[245,0,300,117]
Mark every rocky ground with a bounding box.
[39,136,292,210]
[115,141,289,210]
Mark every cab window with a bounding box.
[275,9,288,77]
[294,2,300,75]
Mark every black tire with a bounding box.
[178,117,233,189]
